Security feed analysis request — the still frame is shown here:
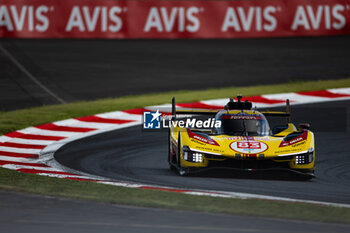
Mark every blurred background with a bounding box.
[1,0,350,111]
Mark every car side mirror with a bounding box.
[298,123,310,130]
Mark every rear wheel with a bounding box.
[168,130,176,171]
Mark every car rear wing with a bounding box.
[172,97,291,123]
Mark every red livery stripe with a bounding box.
[0,151,38,158]
[5,132,66,141]
[77,115,134,124]
[0,142,46,150]
[298,90,350,98]
[16,168,77,176]
[36,123,96,132]
[176,102,223,110]
[0,160,49,167]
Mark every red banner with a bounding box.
[0,0,349,38]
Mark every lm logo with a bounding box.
[143,110,161,129]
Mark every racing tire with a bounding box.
[177,134,189,176]
[168,130,176,171]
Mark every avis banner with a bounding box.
[0,0,349,38]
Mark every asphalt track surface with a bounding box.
[1,36,350,111]
[55,100,350,205]
[3,190,350,233]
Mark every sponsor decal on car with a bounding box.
[187,129,219,146]
[230,141,268,154]
[228,136,270,141]
[279,131,308,147]
[227,136,241,140]
[220,115,263,120]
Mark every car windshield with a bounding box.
[215,112,270,136]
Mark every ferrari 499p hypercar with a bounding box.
[168,96,315,179]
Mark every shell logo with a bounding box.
[230,141,268,154]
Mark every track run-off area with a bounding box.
[1,88,350,207]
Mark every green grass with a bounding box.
[1,78,350,224]
[1,167,350,224]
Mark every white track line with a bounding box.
[327,87,350,94]
[0,136,10,143]
[0,155,40,163]
[0,147,41,154]
[0,45,66,104]
[18,127,82,137]
[200,98,229,107]
[184,190,350,208]
[2,164,59,171]
[96,111,142,121]
[0,136,55,145]
[38,173,100,179]
[201,99,285,108]
[263,93,329,103]
[54,119,114,129]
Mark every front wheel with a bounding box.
[177,134,189,176]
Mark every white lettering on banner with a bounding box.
[187,7,199,32]
[238,7,254,31]
[36,6,49,32]
[11,6,26,31]
[221,6,277,32]
[291,4,346,30]
[264,6,277,31]
[83,6,100,31]
[0,5,50,32]
[222,8,240,31]
[28,5,33,31]
[333,5,346,29]
[0,6,13,31]
[144,7,200,32]
[145,7,162,31]
[65,6,122,32]
[66,7,84,31]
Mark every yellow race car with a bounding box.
[168,96,315,179]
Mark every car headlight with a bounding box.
[183,146,203,163]
[295,149,314,165]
